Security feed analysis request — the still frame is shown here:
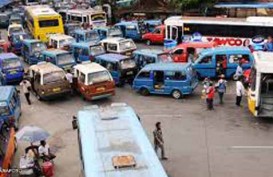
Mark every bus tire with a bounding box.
[146,40,151,46]
[140,88,149,96]
[172,90,182,99]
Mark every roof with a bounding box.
[253,51,273,73]
[214,2,273,9]
[73,62,107,74]
[77,103,168,177]
[96,53,129,62]
[66,8,105,15]
[49,34,74,41]
[75,29,99,35]
[42,49,69,56]
[133,49,164,57]
[0,53,18,60]
[0,86,14,102]
[200,46,251,56]
[176,41,216,49]
[164,16,273,27]
[142,62,191,71]
[29,62,64,75]
[8,23,23,28]
[25,6,59,17]
[22,39,41,44]
[100,37,133,43]
[72,41,99,48]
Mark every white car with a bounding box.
[48,34,76,49]
[7,24,24,38]
[100,37,137,56]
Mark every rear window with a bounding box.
[137,71,150,78]
[39,20,59,28]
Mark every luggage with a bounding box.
[41,161,54,177]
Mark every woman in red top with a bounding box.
[206,82,215,110]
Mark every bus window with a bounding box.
[199,55,212,64]
[81,49,89,57]
[137,71,150,79]
[229,54,250,64]
[39,20,59,28]
[166,71,186,80]
[108,44,117,51]
[79,72,85,83]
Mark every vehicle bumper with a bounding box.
[84,90,115,101]
[5,72,24,83]
[40,89,71,100]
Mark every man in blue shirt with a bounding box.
[265,36,273,52]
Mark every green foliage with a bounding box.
[171,0,215,8]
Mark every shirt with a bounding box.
[265,42,273,52]
[38,144,50,156]
[206,86,215,99]
[66,73,73,84]
[236,81,245,96]
[153,129,163,144]
[20,80,31,94]
[235,65,243,76]
[216,79,227,93]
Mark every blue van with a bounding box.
[71,41,105,63]
[193,47,254,79]
[95,53,138,86]
[10,32,30,55]
[133,63,199,99]
[41,49,76,71]
[132,49,172,69]
[115,20,162,41]
[21,39,47,65]
[74,29,100,43]
[0,86,21,130]
[95,26,123,40]
[0,53,24,85]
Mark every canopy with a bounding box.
[215,2,273,9]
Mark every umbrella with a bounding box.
[15,125,50,143]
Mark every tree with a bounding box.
[170,0,215,9]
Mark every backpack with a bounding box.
[218,82,226,93]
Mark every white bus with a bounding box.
[63,8,107,28]
[73,103,168,177]
[164,16,273,47]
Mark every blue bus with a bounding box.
[73,103,168,177]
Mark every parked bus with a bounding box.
[164,16,273,46]
[248,52,273,118]
[25,5,64,42]
[64,8,107,28]
[72,103,168,177]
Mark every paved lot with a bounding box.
[2,31,273,177]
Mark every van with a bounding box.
[133,63,199,99]
[142,25,165,45]
[0,86,21,129]
[73,62,115,100]
[28,62,71,100]
[48,34,75,50]
[193,47,254,79]
[21,39,47,65]
[74,29,100,43]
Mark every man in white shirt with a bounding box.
[19,79,32,105]
[38,140,56,161]
[236,77,245,106]
[65,70,74,94]
[235,63,243,78]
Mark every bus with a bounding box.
[62,8,107,28]
[25,5,64,42]
[72,103,168,177]
[22,0,39,6]
[164,16,273,47]
[248,52,273,118]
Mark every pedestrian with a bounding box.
[265,36,273,52]
[20,79,32,105]
[235,62,243,79]
[215,74,227,104]
[65,70,73,90]
[38,140,56,162]
[206,82,215,110]
[153,122,168,160]
[236,77,245,107]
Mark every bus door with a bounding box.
[170,26,178,41]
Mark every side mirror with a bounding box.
[72,116,78,130]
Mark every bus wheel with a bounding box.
[146,40,151,46]
[140,88,149,96]
[172,90,182,99]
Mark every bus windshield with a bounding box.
[120,59,136,70]
[0,102,9,116]
[2,58,21,69]
[9,27,23,34]
[59,38,75,48]
[88,71,111,84]
[119,41,135,51]
[91,13,106,21]
[56,53,74,65]
[31,42,46,54]
[85,32,99,42]
[43,71,65,84]
[108,28,122,37]
[90,45,105,56]
[12,34,28,43]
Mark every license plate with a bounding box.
[127,71,133,75]
[96,87,105,92]
[53,88,61,92]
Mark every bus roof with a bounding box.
[253,52,273,73]
[77,103,168,177]
[200,46,250,55]
[0,53,18,60]
[142,63,191,71]
[42,49,69,56]
[0,86,14,102]
[49,34,74,41]
[164,16,273,27]
[22,39,41,44]
[29,62,64,75]
[74,62,106,74]
[96,53,129,62]
[214,2,273,8]
[72,41,99,48]
[66,8,105,15]
[133,49,164,58]
[25,6,59,17]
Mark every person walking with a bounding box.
[235,62,243,79]
[153,122,168,160]
[65,70,73,93]
[20,79,32,105]
[38,140,56,162]
[236,77,245,107]
[216,75,227,104]
[206,82,215,110]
